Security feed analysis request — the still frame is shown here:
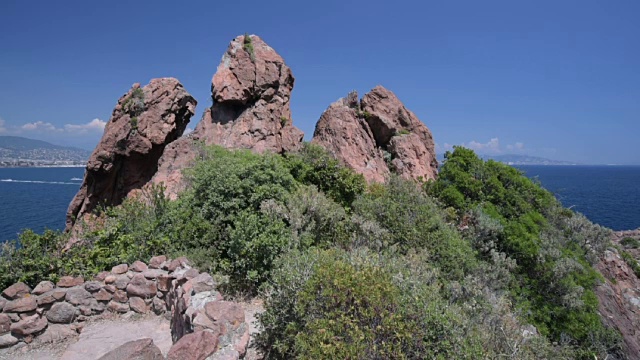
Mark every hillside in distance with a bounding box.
[438,153,578,165]
[0,136,91,166]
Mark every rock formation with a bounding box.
[193,34,304,153]
[66,78,196,229]
[312,86,438,183]
[595,230,640,358]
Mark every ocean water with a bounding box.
[517,165,640,231]
[0,167,84,243]
[0,165,639,244]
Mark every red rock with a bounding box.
[10,314,47,335]
[312,86,438,183]
[46,302,77,323]
[167,257,190,272]
[204,301,245,334]
[104,275,116,284]
[57,276,84,288]
[65,78,197,231]
[131,261,148,272]
[156,274,172,292]
[65,287,92,306]
[2,282,31,299]
[0,333,19,348]
[126,274,157,298]
[107,301,129,313]
[152,297,166,314]
[94,271,110,282]
[32,281,54,295]
[97,338,164,360]
[167,330,218,360]
[3,296,37,313]
[37,289,67,306]
[0,297,5,311]
[111,264,128,274]
[113,290,128,303]
[129,297,148,313]
[94,288,113,301]
[148,255,167,269]
[103,285,116,293]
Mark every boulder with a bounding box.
[97,338,164,360]
[126,274,157,298]
[94,271,110,282]
[152,297,166,314]
[107,301,129,313]
[204,301,245,335]
[32,281,55,295]
[0,297,5,311]
[46,302,77,323]
[94,288,113,302]
[84,281,102,293]
[115,275,131,290]
[142,269,168,280]
[113,290,128,303]
[10,314,48,336]
[312,86,438,183]
[185,273,216,294]
[2,282,31,299]
[3,296,37,313]
[166,330,218,360]
[65,78,197,231]
[0,333,18,348]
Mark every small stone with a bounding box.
[149,255,167,269]
[131,261,148,272]
[57,276,84,288]
[0,297,6,311]
[32,281,55,296]
[115,275,130,290]
[156,274,173,292]
[3,296,37,313]
[167,257,190,272]
[90,299,106,313]
[7,313,20,322]
[94,288,112,301]
[111,264,128,274]
[187,273,216,294]
[46,302,77,323]
[126,274,157,298]
[142,269,168,280]
[107,301,129,313]
[104,275,116,284]
[0,314,11,335]
[84,281,102,293]
[78,305,92,316]
[10,314,48,335]
[37,289,67,306]
[65,287,93,306]
[166,330,218,360]
[0,333,19,348]
[129,297,148,313]
[113,290,128,303]
[2,282,31,299]
[103,285,117,293]
[94,271,110,282]
[71,323,84,333]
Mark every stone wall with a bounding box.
[0,256,249,359]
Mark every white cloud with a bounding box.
[21,121,62,132]
[442,138,526,155]
[0,117,6,134]
[64,118,106,134]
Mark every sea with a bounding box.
[0,165,639,243]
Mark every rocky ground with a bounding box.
[0,300,264,360]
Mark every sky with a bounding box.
[0,1,638,164]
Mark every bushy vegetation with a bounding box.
[0,144,626,359]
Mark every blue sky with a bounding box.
[1,0,638,164]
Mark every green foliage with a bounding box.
[285,143,366,208]
[130,117,138,131]
[621,236,640,249]
[396,128,410,135]
[279,116,288,126]
[619,248,640,278]
[122,87,145,116]
[243,33,256,62]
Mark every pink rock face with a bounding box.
[192,34,304,154]
[65,78,197,230]
[312,86,438,183]
[166,330,218,360]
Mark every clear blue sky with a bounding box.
[1,0,638,164]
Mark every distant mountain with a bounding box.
[437,153,578,166]
[0,136,91,166]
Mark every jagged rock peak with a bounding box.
[192,34,303,154]
[66,78,197,229]
[312,86,438,183]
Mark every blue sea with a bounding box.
[0,165,639,243]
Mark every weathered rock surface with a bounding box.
[65,78,197,230]
[32,281,55,296]
[596,232,640,358]
[97,338,164,360]
[0,333,18,348]
[2,282,31,300]
[312,86,438,183]
[57,276,84,288]
[2,297,37,313]
[46,302,77,323]
[166,330,218,360]
[10,314,48,336]
[0,314,10,335]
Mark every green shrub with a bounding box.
[243,33,256,62]
[621,237,640,249]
